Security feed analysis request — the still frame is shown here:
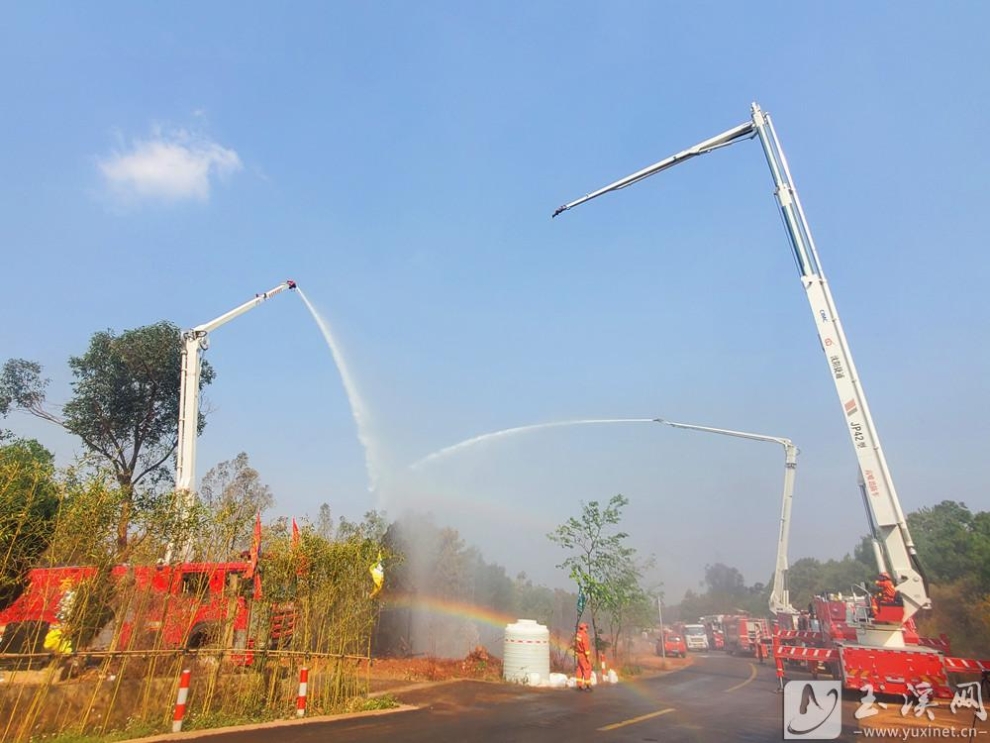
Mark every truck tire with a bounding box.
[0,621,51,667]
[187,623,221,650]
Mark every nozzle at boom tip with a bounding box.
[552,205,569,218]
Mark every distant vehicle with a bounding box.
[710,630,725,650]
[700,614,725,650]
[682,623,709,651]
[657,630,686,658]
[723,614,768,656]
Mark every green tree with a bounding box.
[907,501,977,584]
[969,511,990,593]
[197,452,273,560]
[704,562,746,595]
[0,438,59,608]
[548,494,641,659]
[1,322,215,551]
[780,551,873,611]
[598,552,655,663]
[512,572,557,627]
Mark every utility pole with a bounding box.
[657,596,666,660]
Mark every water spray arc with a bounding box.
[409,418,656,470]
[296,288,383,494]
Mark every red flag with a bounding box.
[291,518,309,577]
[245,512,262,579]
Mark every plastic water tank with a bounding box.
[503,619,550,683]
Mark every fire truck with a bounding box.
[700,615,725,650]
[723,615,769,657]
[0,282,300,661]
[553,104,990,698]
[0,559,292,659]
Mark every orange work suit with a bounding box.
[574,627,592,690]
[876,577,897,604]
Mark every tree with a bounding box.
[907,501,977,584]
[197,452,273,559]
[775,551,873,612]
[0,438,59,609]
[1,360,49,420]
[704,562,746,599]
[598,552,655,663]
[548,494,641,659]
[1,322,215,551]
[675,563,771,618]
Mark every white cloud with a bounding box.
[98,127,242,205]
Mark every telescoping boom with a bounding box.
[653,418,798,618]
[554,103,928,623]
[168,280,297,562]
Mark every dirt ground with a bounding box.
[363,643,691,689]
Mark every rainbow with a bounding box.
[383,593,575,656]
[382,594,675,701]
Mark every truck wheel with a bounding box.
[0,621,50,654]
[0,621,51,667]
[187,623,220,650]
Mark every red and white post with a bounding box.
[772,624,785,692]
[172,668,192,733]
[296,667,309,717]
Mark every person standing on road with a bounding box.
[574,622,593,691]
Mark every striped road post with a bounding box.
[172,669,192,732]
[296,667,309,717]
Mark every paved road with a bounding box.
[168,654,940,742]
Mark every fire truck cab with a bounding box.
[0,561,283,657]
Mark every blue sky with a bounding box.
[2,2,988,600]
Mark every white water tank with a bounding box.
[503,619,550,683]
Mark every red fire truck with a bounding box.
[722,615,768,657]
[0,560,291,658]
[553,104,990,697]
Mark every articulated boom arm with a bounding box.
[654,418,797,617]
[174,280,297,501]
[555,104,928,621]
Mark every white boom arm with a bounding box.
[654,418,798,616]
[554,103,928,622]
[172,280,297,547]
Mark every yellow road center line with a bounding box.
[724,662,757,692]
[597,707,675,731]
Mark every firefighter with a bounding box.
[574,622,593,691]
[875,572,899,605]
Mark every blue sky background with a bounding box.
[2,2,987,600]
